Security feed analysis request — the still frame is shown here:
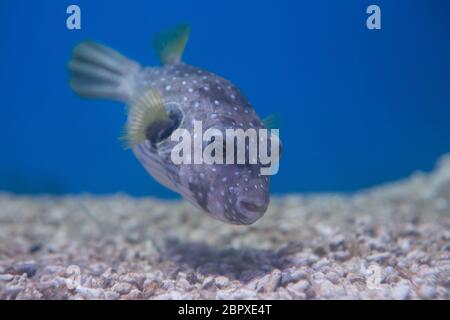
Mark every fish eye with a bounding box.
[146,104,183,146]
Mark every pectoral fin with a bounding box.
[121,89,169,148]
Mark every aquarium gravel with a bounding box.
[1,155,449,300]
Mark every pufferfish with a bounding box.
[69,25,280,225]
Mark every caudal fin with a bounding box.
[69,41,141,102]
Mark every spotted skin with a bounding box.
[130,63,274,225]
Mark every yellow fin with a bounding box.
[120,89,169,148]
[153,24,190,65]
[262,113,282,129]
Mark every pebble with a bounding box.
[123,289,143,299]
[288,279,310,293]
[265,269,282,292]
[202,276,215,289]
[418,285,436,299]
[391,283,410,300]
[104,290,120,300]
[76,286,104,299]
[231,288,258,299]
[367,252,390,263]
[281,268,306,286]
[214,276,230,288]
[4,285,23,297]
[14,262,38,277]
[153,290,189,300]
[112,282,133,295]
[0,274,14,281]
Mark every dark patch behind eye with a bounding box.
[146,108,183,146]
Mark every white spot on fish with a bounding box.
[165,85,171,91]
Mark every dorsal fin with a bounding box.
[153,24,190,65]
[262,113,282,129]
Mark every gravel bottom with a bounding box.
[1,156,449,300]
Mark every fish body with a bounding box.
[69,25,278,225]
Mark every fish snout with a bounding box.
[236,196,268,224]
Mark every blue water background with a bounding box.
[1,0,449,197]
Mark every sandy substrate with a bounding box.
[1,157,449,300]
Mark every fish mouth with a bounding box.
[236,197,268,225]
